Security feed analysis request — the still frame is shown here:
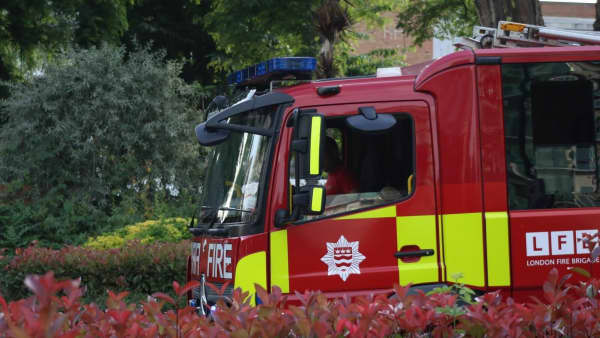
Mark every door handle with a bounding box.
[395,249,434,258]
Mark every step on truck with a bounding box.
[187,22,600,312]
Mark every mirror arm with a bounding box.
[274,207,300,228]
[292,190,310,207]
[291,139,308,153]
[274,209,290,228]
[293,111,301,191]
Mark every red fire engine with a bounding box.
[188,22,600,312]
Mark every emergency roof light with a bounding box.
[227,57,317,86]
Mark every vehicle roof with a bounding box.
[279,45,600,108]
[278,74,421,108]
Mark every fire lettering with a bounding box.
[223,244,232,279]
[206,243,233,279]
[191,242,201,275]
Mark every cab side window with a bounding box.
[290,113,415,220]
[502,61,600,210]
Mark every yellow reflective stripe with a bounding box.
[270,230,290,293]
[485,212,511,286]
[311,186,323,212]
[234,251,266,305]
[396,215,438,285]
[309,116,321,175]
[335,205,396,220]
[442,213,485,287]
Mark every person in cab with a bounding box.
[323,136,358,195]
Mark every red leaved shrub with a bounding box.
[1,268,600,337]
[0,241,188,305]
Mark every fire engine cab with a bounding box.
[188,22,600,311]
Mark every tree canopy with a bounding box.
[0,0,408,249]
[0,44,202,247]
[204,0,400,78]
[395,0,478,46]
[0,0,129,86]
[395,0,544,47]
[122,0,216,83]
[203,0,319,73]
[0,0,408,87]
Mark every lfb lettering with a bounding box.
[206,243,233,279]
[526,230,598,257]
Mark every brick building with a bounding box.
[353,1,597,66]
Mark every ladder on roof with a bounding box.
[455,21,600,49]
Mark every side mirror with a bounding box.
[293,185,325,215]
[276,110,326,227]
[195,122,231,146]
[275,185,325,227]
[292,112,325,179]
[346,106,396,133]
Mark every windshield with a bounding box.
[198,108,274,226]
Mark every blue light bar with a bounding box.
[227,57,316,85]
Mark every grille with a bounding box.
[192,281,234,304]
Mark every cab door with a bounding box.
[485,56,600,299]
[269,101,441,296]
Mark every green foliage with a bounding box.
[0,0,215,100]
[428,272,477,305]
[0,194,126,249]
[0,0,130,92]
[396,0,478,46]
[338,48,407,77]
[428,272,476,327]
[0,241,189,305]
[345,0,400,29]
[85,218,192,249]
[0,0,75,84]
[72,0,130,48]
[122,0,216,84]
[204,0,401,78]
[0,44,203,248]
[204,0,319,73]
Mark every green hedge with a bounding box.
[0,240,189,306]
[84,217,191,249]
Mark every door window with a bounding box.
[502,61,600,210]
[289,113,415,220]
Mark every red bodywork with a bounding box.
[189,46,600,302]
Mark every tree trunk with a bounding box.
[513,0,544,25]
[474,0,498,28]
[314,0,351,79]
[474,0,543,28]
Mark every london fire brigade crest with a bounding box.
[320,235,366,282]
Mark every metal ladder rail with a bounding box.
[455,21,600,49]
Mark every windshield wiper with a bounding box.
[198,206,253,228]
[190,206,254,236]
[200,206,253,213]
